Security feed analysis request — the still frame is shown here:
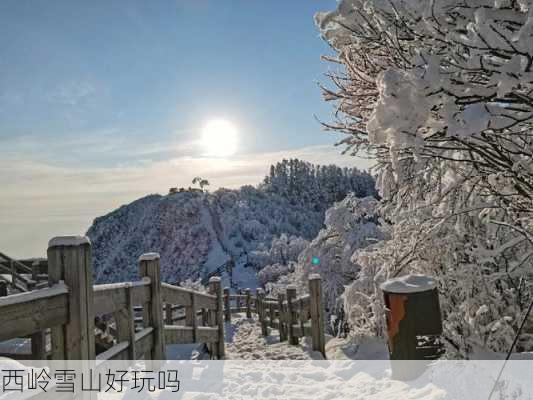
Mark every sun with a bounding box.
[201,119,238,157]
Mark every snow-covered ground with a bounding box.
[2,314,532,399]
[225,313,321,360]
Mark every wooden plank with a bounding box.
[161,283,191,306]
[309,274,325,357]
[48,236,95,360]
[47,249,66,359]
[0,252,32,274]
[286,285,298,345]
[289,323,312,338]
[291,325,304,338]
[134,327,154,357]
[245,289,252,319]
[195,293,217,310]
[94,286,126,315]
[278,293,287,341]
[93,280,151,316]
[162,283,216,309]
[257,290,268,336]
[31,331,47,359]
[208,277,224,359]
[96,341,130,361]
[130,280,151,305]
[0,285,68,341]
[139,253,165,360]
[164,326,193,344]
[164,326,218,344]
[223,287,231,322]
[190,293,198,342]
[269,301,275,328]
[165,303,173,325]
[114,286,137,359]
[297,295,311,309]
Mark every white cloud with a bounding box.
[48,80,96,105]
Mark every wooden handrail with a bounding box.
[0,284,69,341]
[0,262,36,292]
[0,252,33,274]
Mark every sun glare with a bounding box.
[201,119,238,157]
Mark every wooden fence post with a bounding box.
[269,300,275,329]
[31,262,39,281]
[10,260,15,289]
[189,293,198,343]
[165,303,173,325]
[286,285,298,345]
[114,284,137,359]
[278,293,287,342]
[209,277,225,359]
[309,274,326,357]
[48,236,95,360]
[257,289,268,336]
[201,308,208,326]
[139,253,166,360]
[245,288,252,319]
[223,287,231,322]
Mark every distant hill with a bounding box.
[87,159,376,285]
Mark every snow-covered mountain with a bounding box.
[87,159,376,285]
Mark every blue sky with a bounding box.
[0,0,341,165]
[0,0,369,256]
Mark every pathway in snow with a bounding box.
[225,313,322,360]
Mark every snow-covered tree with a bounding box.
[317,0,533,355]
[289,195,385,327]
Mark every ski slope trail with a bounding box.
[225,313,322,360]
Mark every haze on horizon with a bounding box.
[0,1,370,257]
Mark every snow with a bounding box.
[380,275,437,294]
[48,235,90,247]
[138,252,160,262]
[0,283,67,307]
[199,203,229,275]
[225,313,323,360]
[87,160,375,287]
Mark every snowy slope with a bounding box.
[87,160,376,286]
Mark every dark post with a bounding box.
[381,275,443,361]
[223,287,231,322]
[245,288,252,318]
[278,292,287,342]
[286,285,298,345]
[309,274,325,357]
[257,289,268,336]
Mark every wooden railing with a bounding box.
[223,288,256,320]
[0,236,326,360]
[220,275,325,357]
[0,236,225,360]
[257,275,325,356]
[0,252,48,292]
